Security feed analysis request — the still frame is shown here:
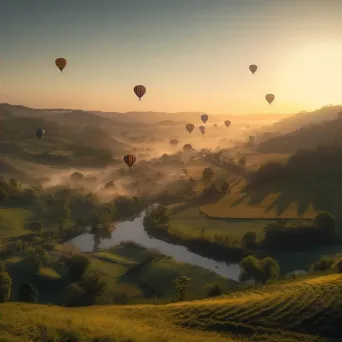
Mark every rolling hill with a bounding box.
[264,105,342,135]
[0,273,341,341]
[257,116,342,154]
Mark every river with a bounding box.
[67,206,242,281]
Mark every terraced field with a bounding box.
[1,274,341,341]
[200,178,318,219]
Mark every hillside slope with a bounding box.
[257,117,342,154]
[1,274,341,341]
[264,105,342,135]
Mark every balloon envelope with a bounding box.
[201,114,208,123]
[185,124,195,133]
[265,94,275,104]
[55,58,67,72]
[249,64,257,74]
[134,85,146,100]
[124,154,136,167]
[224,120,231,128]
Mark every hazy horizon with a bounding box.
[2,0,342,114]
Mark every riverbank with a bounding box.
[144,223,246,264]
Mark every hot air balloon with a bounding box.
[36,128,45,139]
[55,58,67,72]
[249,64,257,75]
[199,125,205,135]
[124,154,136,168]
[201,114,208,124]
[134,85,146,100]
[265,94,275,104]
[170,139,178,146]
[224,120,231,128]
[214,124,217,128]
[185,124,195,133]
[183,144,192,152]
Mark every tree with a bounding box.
[202,168,215,188]
[261,257,280,283]
[0,261,5,272]
[314,212,337,242]
[64,283,85,307]
[78,272,106,305]
[240,255,263,282]
[310,257,334,273]
[65,255,90,281]
[0,272,12,302]
[238,156,247,167]
[334,259,342,273]
[241,231,257,249]
[205,283,223,298]
[70,172,85,182]
[18,282,39,303]
[30,221,43,232]
[220,181,230,194]
[173,276,192,301]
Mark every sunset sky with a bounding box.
[1,0,342,115]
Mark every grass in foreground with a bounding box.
[4,244,233,305]
[1,273,341,341]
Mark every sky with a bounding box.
[1,0,342,115]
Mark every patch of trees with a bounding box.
[239,255,280,284]
[63,255,106,306]
[0,261,12,302]
[241,212,338,251]
[308,256,342,275]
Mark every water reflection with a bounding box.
[67,207,242,281]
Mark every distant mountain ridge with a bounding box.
[264,105,342,134]
[0,103,290,125]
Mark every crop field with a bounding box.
[168,207,268,241]
[201,190,318,219]
[1,273,341,341]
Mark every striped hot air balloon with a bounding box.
[124,154,136,168]
[55,58,67,72]
[134,85,146,100]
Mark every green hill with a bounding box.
[1,273,341,341]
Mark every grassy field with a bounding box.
[3,244,234,305]
[0,208,33,238]
[200,177,318,219]
[168,207,268,241]
[1,273,341,341]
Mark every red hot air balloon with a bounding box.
[224,120,231,128]
[55,58,67,72]
[249,64,257,75]
[183,144,192,152]
[124,154,136,168]
[134,85,146,100]
[265,94,275,104]
[185,124,195,133]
